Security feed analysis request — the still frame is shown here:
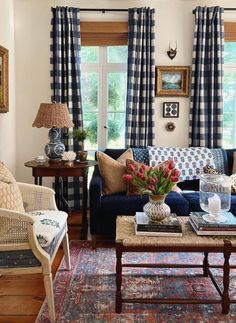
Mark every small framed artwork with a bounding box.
[155,66,190,97]
[163,102,179,118]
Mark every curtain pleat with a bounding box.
[189,6,224,148]
[51,6,83,211]
[125,7,155,148]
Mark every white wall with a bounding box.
[0,0,16,173]
[13,0,236,183]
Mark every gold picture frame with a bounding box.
[155,66,190,97]
[0,45,9,113]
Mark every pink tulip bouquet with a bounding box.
[123,160,181,196]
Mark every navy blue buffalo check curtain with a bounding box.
[189,6,224,148]
[51,6,83,211]
[126,7,155,148]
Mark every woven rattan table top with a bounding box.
[116,216,236,248]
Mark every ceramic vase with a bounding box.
[143,194,170,222]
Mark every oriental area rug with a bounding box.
[36,241,236,323]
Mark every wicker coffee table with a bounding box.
[115,216,236,314]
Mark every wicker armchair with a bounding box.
[0,182,71,322]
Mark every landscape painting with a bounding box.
[156,66,190,97]
[162,72,182,90]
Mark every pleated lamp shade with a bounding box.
[32,102,74,128]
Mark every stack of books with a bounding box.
[189,212,236,236]
[134,212,182,237]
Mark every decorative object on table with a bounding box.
[189,212,236,236]
[167,41,177,60]
[77,150,88,162]
[62,151,76,166]
[134,212,182,236]
[32,102,74,163]
[68,128,87,161]
[123,159,181,222]
[199,174,231,223]
[0,45,9,113]
[155,66,190,97]
[166,122,176,131]
[163,102,179,118]
[34,155,47,164]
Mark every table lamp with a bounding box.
[32,102,74,163]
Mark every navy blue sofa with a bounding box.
[89,148,236,247]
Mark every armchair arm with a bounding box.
[0,208,50,263]
[17,182,57,212]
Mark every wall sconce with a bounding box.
[166,122,176,132]
[167,41,177,60]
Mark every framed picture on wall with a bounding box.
[163,102,179,118]
[155,66,190,97]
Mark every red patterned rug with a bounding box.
[36,241,236,322]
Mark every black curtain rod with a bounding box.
[192,8,236,14]
[80,8,128,13]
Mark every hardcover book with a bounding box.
[134,212,182,233]
[190,212,236,230]
[189,218,236,236]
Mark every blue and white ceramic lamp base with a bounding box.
[44,127,65,163]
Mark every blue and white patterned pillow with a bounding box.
[148,147,215,181]
[28,210,67,247]
[132,148,149,165]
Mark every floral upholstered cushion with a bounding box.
[0,162,25,212]
[148,147,215,181]
[27,210,68,247]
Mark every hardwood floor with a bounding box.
[0,212,89,323]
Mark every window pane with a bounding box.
[83,113,98,150]
[224,42,236,64]
[107,113,125,148]
[108,72,127,112]
[107,46,128,63]
[81,46,99,63]
[223,72,236,148]
[81,73,98,112]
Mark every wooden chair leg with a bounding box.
[62,233,71,270]
[43,273,55,322]
[91,235,97,249]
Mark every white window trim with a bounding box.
[81,46,127,150]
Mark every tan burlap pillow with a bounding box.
[0,162,25,212]
[97,149,134,195]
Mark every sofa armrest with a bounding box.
[89,170,103,231]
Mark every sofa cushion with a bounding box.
[0,162,24,212]
[148,147,215,181]
[97,149,133,195]
[132,148,149,165]
[28,210,68,247]
[101,191,189,218]
[181,192,202,213]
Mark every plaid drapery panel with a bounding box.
[51,6,83,211]
[125,7,155,148]
[189,6,224,148]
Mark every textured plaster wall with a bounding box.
[0,0,16,173]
